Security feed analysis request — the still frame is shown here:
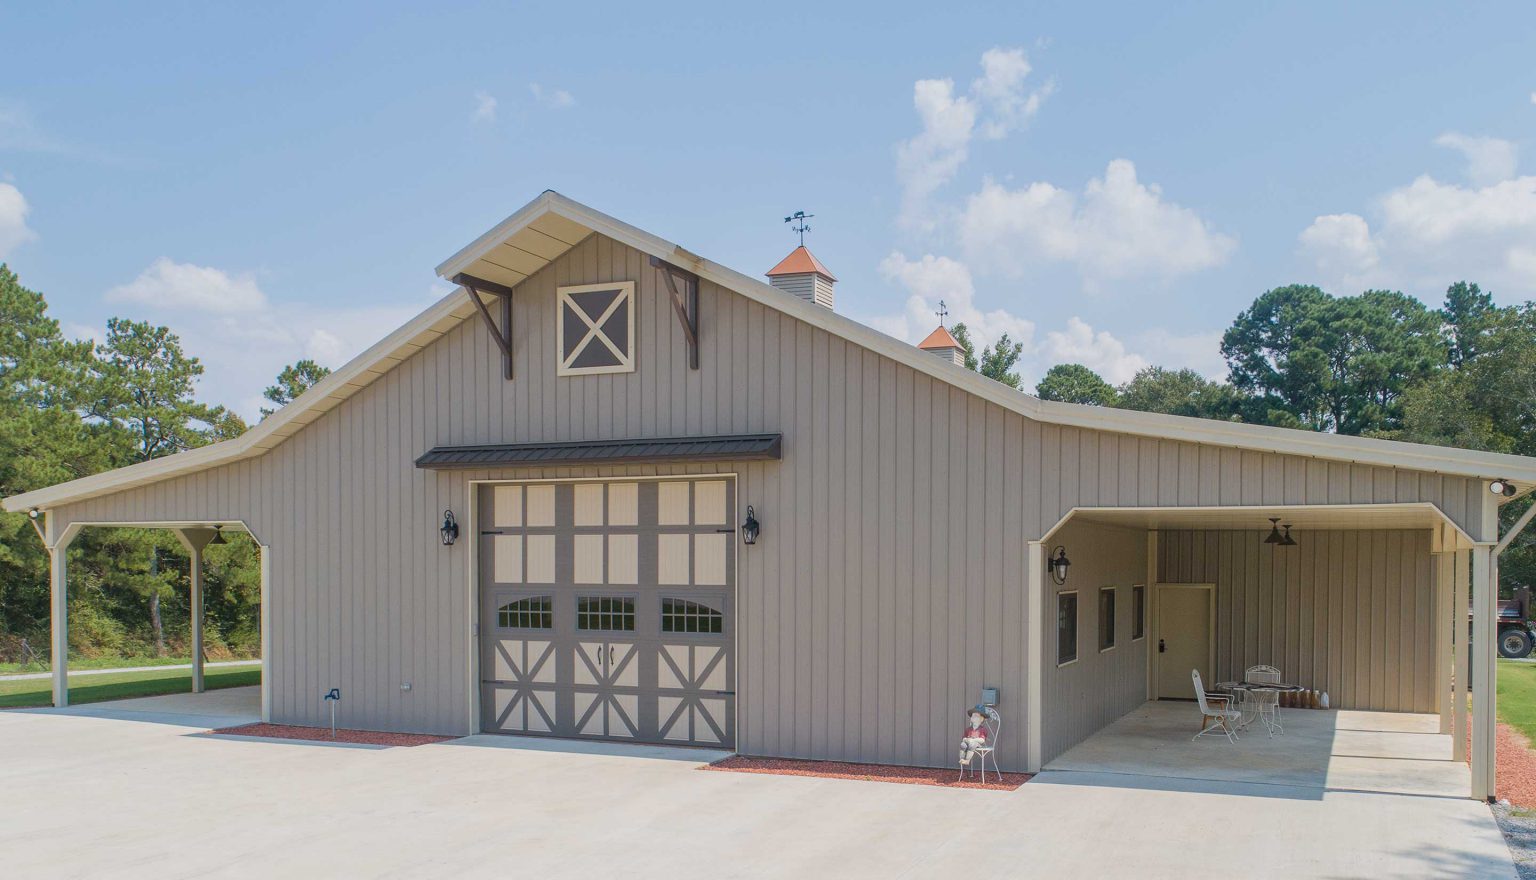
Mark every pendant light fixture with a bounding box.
[1263,518,1284,545]
[1280,524,1298,546]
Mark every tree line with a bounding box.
[953,281,1535,588]
[0,265,328,664]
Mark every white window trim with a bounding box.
[1099,586,1117,653]
[1131,583,1147,641]
[556,281,636,377]
[1056,590,1080,668]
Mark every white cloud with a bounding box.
[1039,317,1146,384]
[894,48,1051,229]
[472,91,498,123]
[304,328,345,363]
[1435,132,1518,187]
[1132,328,1228,379]
[106,257,268,314]
[0,182,37,259]
[958,159,1236,284]
[1297,212,1379,283]
[529,83,575,109]
[869,251,1037,352]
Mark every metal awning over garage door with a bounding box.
[416,434,781,470]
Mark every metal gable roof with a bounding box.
[6,190,1536,514]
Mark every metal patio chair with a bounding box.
[1245,664,1283,736]
[1192,669,1242,743]
[958,705,1002,783]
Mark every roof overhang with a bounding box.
[415,434,782,470]
[8,190,1536,514]
[1049,503,1480,551]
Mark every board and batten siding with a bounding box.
[1158,529,1436,713]
[1040,520,1149,764]
[47,231,1483,764]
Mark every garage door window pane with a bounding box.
[577,597,635,632]
[1057,592,1078,666]
[498,596,553,630]
[662,598,723,634]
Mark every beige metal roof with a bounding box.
[7,190,1536,513]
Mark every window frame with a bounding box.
[575,595,637,632]
[1098,586,1117,653]
[1132,584,1146,641]
[1057,591,1079,667]
[660,596,726,636]
[556,281,637,377]
[493,593,555,632]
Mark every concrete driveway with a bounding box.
[0,688,1516,879]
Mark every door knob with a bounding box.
[1158,639,1166,653]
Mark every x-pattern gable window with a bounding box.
[557,281,635,376]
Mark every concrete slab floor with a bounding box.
[0,691,1515,879]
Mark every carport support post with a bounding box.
[1453,549,1469,763]
[172,529,217,694]
[1471,543,1497,801]
[46,519,80,708]
[1436,551,1452,735]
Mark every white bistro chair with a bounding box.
[958,706,1002,783]
[1245,664,1283,736]
[1192,669,1242,743]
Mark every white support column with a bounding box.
[1146,530,1159,702]
[49,542,69,708]
[1436,551,1453,734]
[172,529,216,695]
[1026,540,1045,772]
[1472,543,1497,801]
[1453,549,1469,763]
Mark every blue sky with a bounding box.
[3,2,1535,418]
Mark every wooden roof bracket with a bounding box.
[649,256,700,370]
[453,272,516,380]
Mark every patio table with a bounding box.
[1213,681,1306,728]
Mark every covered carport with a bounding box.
[27,513,269,720]
[1031,499,1532,801]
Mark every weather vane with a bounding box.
[936,300,949,327]
[784,211,813,246]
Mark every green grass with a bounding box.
[0,666,261,709]
[1498,659,1536,744]
[0,654,258,675]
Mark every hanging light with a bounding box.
[440,510,460,546]
[1263,518,1284,545]
[209,525,228,546]
[1049,546,1072,585]
[1280,524,1298,547]
[741,506,760,545]
[1491,479,1517,497]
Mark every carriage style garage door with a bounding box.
[478,477,736,747]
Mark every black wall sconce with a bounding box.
[741,506,760,545]
[440,509,460,546]
[1049,545,1071,585]
[1262,517,1297,547]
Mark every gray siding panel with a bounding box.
[1158,528,1435,713]
[50,232,1481,762]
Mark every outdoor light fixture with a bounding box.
[1280,525,1297,547]
[741,506,760,545]
[1264,518,1284,545]
[1048,546,1072,585]
[1491,479,1518,497]
[26,507,40,520]
[209,525,228,546]
[440,510,460,546]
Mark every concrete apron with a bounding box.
[0,690,1515,879]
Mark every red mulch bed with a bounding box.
[211,722,454,747]
[703,755,1030,790]
[1463,719,1536,807]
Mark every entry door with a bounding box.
[478,479,736,747]
[1156,585,1212,699]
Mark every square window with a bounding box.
[1057,592,1078,666]
[557,282,635,376]
[1099,587,1116,652]
[1133,585,1146,641]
